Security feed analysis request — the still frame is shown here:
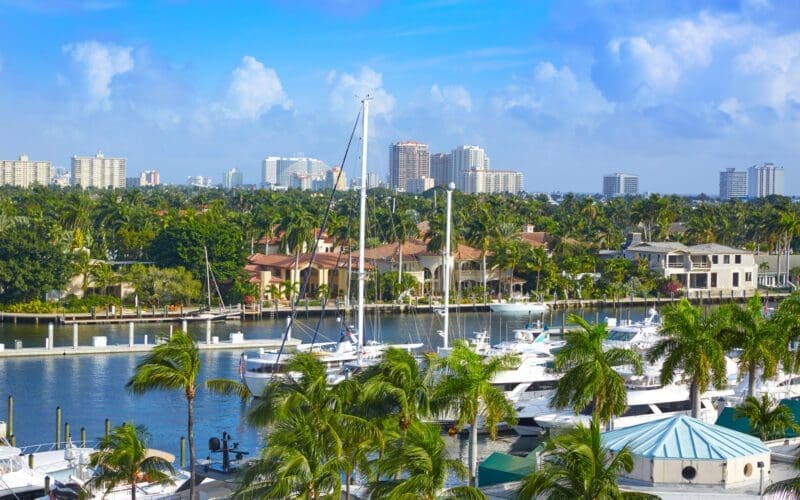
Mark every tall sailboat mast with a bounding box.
[357,97,371,361]
[443,182,454,349]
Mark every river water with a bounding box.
[0,306,651,467]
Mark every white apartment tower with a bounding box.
[430,152,452,187]
[452,145,489,191]
[223,168,244,188]
[139,170,160,186]
[389,141,430,191]
[327,167,347,191]
[748,163,784,198]
[0,155,51,187]
[464,169,523,195]
[71,151,126,189]
[603,173,638,197]
[719,168,747,200]
[262,156,328,187]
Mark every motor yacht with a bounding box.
[488,294,549,315]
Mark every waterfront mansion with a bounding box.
[623,242,758,297]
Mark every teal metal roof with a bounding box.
[601,415,769,460]
[716,400,799,439]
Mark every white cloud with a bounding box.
[223,56,291,120]
[62,40,134,111]
[612,37,680,91]
[665,13,743,66]
[735,33,800,111]
[429,84,472,112]
[328,66,395,118]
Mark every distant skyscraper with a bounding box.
[51,166,70,187]
[327,166,347,191]
[223,168,244,188]
[748,163,784,197]
[602,173,638,197]
[367,172,379,189]
[406,177,434,194]
[139,170,160,186]
[71,151,126,189]
[0,154,51,187]
[430,153,452,187]
[262,156,328,187]
[389,141,429,191]
[719,168,747,200]
[187,175,213,188]
[452,145,489,191]
[464,169,523,194]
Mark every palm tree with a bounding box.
[368,421,485,500]
[518,416,635,500]
[550,314,642,425]
[647,299,728,418]
[464,202,494,303]
[85,422,175,500]
[241,353,380,499]
[432,340,518,486]
[735,394,800,441]
[127,331,200,500]
[357,348,435,431]
[718,294,783,397]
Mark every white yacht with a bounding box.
[603,308,662,351]
[488,294,549,315]
[515,382,729,436]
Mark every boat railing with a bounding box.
[18,440,98,455]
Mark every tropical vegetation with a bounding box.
[735,394,800,441]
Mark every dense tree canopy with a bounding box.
[0,225,73,303]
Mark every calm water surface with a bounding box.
[0,306,650,464]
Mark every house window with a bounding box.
[712,255,718,264]
[735,255,742,264]
[711,273,717,287]
[724,255,730,264]
[733,272,739,287]
[745,272,752,282]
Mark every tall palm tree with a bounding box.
[735,394,800,441]
[432,340,518,486]
[85,422,175,500]
[517,416,635,500]
[647,299,728,418]
[464,202,494,303]
[241,353,380,499]
[127,331,200,500]
[718,294,783,397]
[550,314,642,425]
[368,421,485,500]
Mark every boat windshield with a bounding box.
[606,330,636,342]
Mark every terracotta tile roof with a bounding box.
[518,231,549,248]
[247,252,369,271]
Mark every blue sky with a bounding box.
[1,0,798,194]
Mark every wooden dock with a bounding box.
[0,337,300,359]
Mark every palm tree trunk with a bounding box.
[345,471,351,500]
[469,416,478,487]
[132,479,137,500]
[748,365,757,398]
[482,252,487,304]
[399,241,403,285]
[690,380,700,419]
[188,393,196,500]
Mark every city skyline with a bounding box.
[0,1,798,194]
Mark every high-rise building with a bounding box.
[71,151,126,189]
[406,177,434,194]
[602,173,638,197]
[139,170,160,186]
[222,168,244,189]
[367,172,380,189]
[452,145,489,191]
[719,168,747,200]
[748,163,784,198]
[430,153,452,187]
[0,154,51,187]
[262,156,328,187]
[51,166,70,187]
[389,141,429,191]
[464,169,523,195]
[187,175,213,188]
[326,166,347,191]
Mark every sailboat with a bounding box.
[241,97,421,395]
[182,246,241,321]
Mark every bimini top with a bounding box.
[601,414,769,460]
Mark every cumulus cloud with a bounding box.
[429,84,472,112]
[494,61,611,131]
[223,56,291,120]
[735,33,800,112]
[62,40,134,111]
[328,66,395,118]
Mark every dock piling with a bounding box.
[73,323,79,349]
[128,322,134,347]
[47,323,54,350]
[181,320,187,333]
[206,320,211,345]
[28,453,34,468]
[180,436,186,468]
[7,395,13,440]
[105,418,110,439]
[65,422,70,443]
[81,427,86,447]
[55,406,61,450]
